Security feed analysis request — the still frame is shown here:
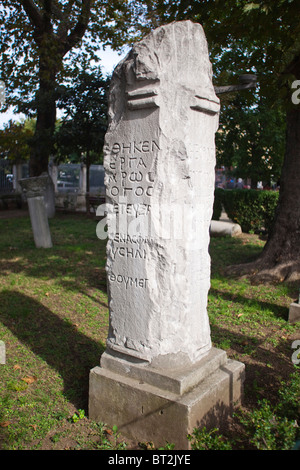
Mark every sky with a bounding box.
[0,46,126,129]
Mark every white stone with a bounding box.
[210,220,242,237]
[0,340,5,364]
[103,20,220,367]
[19,176,53,248]
[289,302,300,324]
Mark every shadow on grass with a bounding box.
[209,323,297,407]
[0,213,108,304]
[0,290,105,410]
[209,234,265,273]
[209,287,289,321]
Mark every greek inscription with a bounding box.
[113,203,151,216]
[119,171,154,183]
[109,156,150,171]
[109,186,153,197]
[114,233,154,244]
[108,273,148,289]
[110,246,146,259]
[108,140,160,155]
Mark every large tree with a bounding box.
[0,0,141,177]
[137,0,300,283]
[0,119,34,162]
[55,65,109,192]
[216,94,286,189]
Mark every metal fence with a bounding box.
[57,163,80,191]
[56,163,105,194]
[0,160,105,195]
[0,159,13,194]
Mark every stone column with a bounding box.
[12,164,23,192]
[89,20,245,449]
[78,163,87,212]
[41,172,56,219]
[19,175,53,248]
[49,157,58,192]
[79,164,87,194]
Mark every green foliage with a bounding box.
[215,188,279,233]
[140,0,300,96]
[236,371,300,451]
[188,371,300,451]
[70,409,85,423]
[0,1,140,112]
[158,442,175,450]
[95,423,127,450]
[277,371,300,422]
[216,96,286,186]
[54,66,109,167]
[0,1,142,174]
[238,399,298,450]
[0,119,34,162]
[187,427,232,450]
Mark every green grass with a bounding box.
[0,211,299,450]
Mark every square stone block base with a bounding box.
[289,302,300,324]
[89,348,245,449]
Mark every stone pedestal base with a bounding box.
[89,347,245,449]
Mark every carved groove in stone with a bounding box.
[127,87,159,110]
[191,95,220,115]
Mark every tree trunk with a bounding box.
[86,149,90,194]
[29,69,57,177]
[226,53,300,284]
[227,105,300,284]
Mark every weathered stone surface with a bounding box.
[0,340,5,364]
[89,353,245,450]
[289,302,300,324]
[210,220,242,237]
[102,20,220,367]
[100,346,227,395]
[19,176,53,248]
[41,172,56,218]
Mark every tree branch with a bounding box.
[57,0,75,42]
[19,0,43,31]
[63,0,93,55]
[51,0,65,22]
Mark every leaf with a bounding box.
[21,376,37,384]
[13,364,21,370]
[0,421,10,427]
[243,3,260,13]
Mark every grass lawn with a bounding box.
[0,209,299,450]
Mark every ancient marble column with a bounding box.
[103,20,220,367]
[90,21,245,449]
